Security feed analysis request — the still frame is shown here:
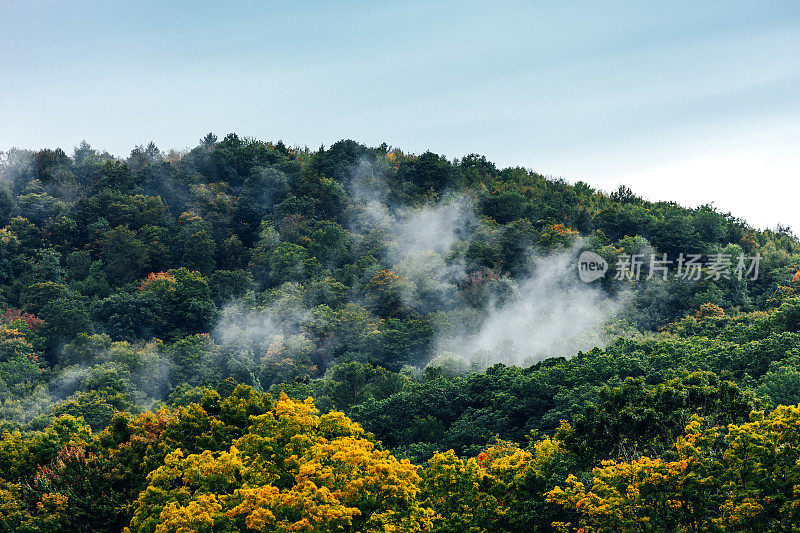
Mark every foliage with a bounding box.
[0,136,800,530]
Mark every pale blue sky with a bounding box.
[2,1,799,230]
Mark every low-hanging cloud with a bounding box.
[436,247,629,368]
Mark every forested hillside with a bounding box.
[1,135,800,531]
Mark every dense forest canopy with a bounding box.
[1,135,800,531]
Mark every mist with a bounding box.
[345,162,626,368]
[213,156,630,378]
[435,248,628,368]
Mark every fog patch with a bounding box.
[436,247,629,368]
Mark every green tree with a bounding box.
[101,226,148,285]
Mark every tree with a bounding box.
[363,268,413,318]
[309,222,350,270]
[93,159,135,191]
[480,189,527,224]
[166,334,220,388]
[181,228,216,273]
[127,394,435,533]
[91,291,159,341]
[0,309,45,394]
[422,450,506,533]
[268,242,318,284]
[17,180,65,224]
[397,151,457,194]
[139,268,217,338]
[566,372,754,466]
[101,226,148,285]
[21,282,90,354]
[310,139,370,185]
[548,405,800,532]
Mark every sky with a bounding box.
[2,1,799,231]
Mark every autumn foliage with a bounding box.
[125,392,436,532]
[3,136,800,531]
[139,271,176,292]
[696,302,726,320]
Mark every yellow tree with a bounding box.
[126,394,435,533]
[421,450,507,533]
[716,405,800,530]
[421,433,576,533]
[547,406,800,532]
[546,416,723,532]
